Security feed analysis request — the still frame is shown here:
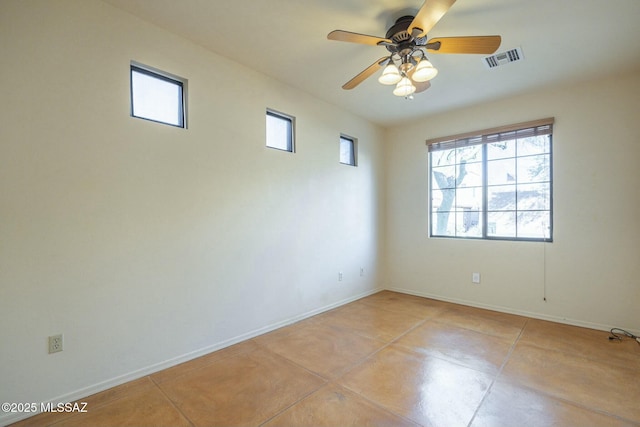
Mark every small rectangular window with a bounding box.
[266,109,294,152]
[340,135,357,166]
[130,64,185,128]
[428,118,554,242]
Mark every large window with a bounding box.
[130,63,185,128]
[428,118,554,241]
[266,109,295,152]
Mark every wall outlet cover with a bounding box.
[48,334,63,354]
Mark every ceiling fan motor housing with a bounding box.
[384,16,427,56]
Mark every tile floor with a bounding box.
[12,291,640,427]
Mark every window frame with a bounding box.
[266,109,295,153]
[130,63,186,128]
[427,118,554,242]
[339,134,357,166]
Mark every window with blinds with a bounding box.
[427,118,554,241]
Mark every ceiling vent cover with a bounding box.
[483,47,524,69]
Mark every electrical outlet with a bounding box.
[472,273,481,284]
[338,272,343,281]
[48,334,63,354]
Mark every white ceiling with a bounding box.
[103,0,640,127]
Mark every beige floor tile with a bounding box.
[158,346,325,426]
[395,319,514,374]
[10,377,159,427]
[51,385,191,427]
[151,339,260,385]
[9,411,68,427]
[247,314,333,348]
[263,384,419,427]
[501,342,640,423]
[471,381,636,427]
[318,301,425,342]
[339,345,493,427]
[250,314,329,343]
[254,322,385,379]
[358,291,451,319]
[518,319,640,371]
[434,304,527,341]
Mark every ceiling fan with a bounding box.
[327,0,501,98]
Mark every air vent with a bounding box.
[483,47,524,69]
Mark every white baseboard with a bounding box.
[1,287,383,427]
[387,286,640,336]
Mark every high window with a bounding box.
[340,135,357,166]
[130,63,186,128]
[266,109,295,152]
[428,118,554,241]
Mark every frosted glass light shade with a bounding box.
[393,77,416,97]
[412,59,438,82]
[378,63,402,85]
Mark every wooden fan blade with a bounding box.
[426,36,502,54]
[342,57,389,90]
[328,30,392,46]
[408,0,457,38]
[414,80,431,94]
[407,68,432,94]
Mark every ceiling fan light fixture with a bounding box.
[393,77,416,97]
[412,58,438,82]
[378,62,402,85]
[327,0,502,97]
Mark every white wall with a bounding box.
[384,70,640,333]
[0,1,385,422]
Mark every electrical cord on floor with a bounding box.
[608,328,640,345]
